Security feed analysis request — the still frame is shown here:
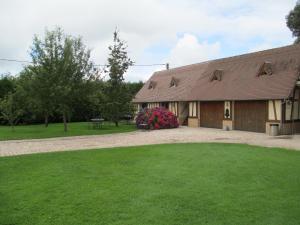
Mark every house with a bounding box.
[133,44,300,135]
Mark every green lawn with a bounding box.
[0,122,136,141]
[1,143,300,225]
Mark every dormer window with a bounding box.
[148,81,156,90]
[257,61,273,76]
[210,69,223,82]
[170,77,179,87]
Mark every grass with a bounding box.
[0,122,136,141]
[1,143,300,225]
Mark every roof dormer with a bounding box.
[210,69,223,82]
[170,77,179,87]
[257,61,273,77]
[148,81,157,90]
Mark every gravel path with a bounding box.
[0,127,299,157]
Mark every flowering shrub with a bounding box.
[136,107,179,130]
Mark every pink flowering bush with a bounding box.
[136,107,179,130]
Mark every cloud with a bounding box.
[0,0,296,81]
[167,34,221,67]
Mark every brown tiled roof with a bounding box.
[133,44,300,103]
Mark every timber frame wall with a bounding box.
[135,93,300,134]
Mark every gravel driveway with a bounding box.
[0,127,299,157]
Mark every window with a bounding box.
[257,61,273,77]
[170,77,179,87]
[210,69,223,82]
[189,102,197,117]
[148,81,156,89]
[224,101,231,119]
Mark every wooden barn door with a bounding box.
[234,101,267,133]
[200,101,224,129]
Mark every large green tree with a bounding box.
[286,1,300,44]
[104,30,134,126]
[30,27,96,131]
[0,74,16,99]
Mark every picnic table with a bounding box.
[90,118,104,129]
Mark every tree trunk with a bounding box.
[44,114,49,127]
[63,112,68,132]
[115,121,119,127]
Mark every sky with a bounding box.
[0,0,298,82]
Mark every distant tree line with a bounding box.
[0,28,143,131]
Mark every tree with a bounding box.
[24,64,55,127]
[104,29,134,126]
[0,93,23,130]
[0,74,16,99]
[71,79,106,121]
[286,1,300,44]
[16,68,46,124]
[30,27,96,131]
[124,81,144,99]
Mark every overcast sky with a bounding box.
[0,0,297,81]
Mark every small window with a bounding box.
[257,61,273,76]
[148,81,156,89]
[170,77,179,87]
[210,69,223,82]
[189,102,197,117]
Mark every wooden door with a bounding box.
[200,101,224,129]
[234,101,267,133]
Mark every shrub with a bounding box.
[136,107,179,130]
